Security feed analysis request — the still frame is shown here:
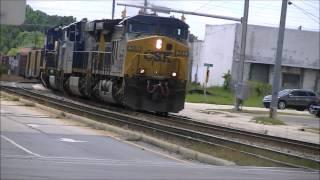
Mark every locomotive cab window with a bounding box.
[128,23,155,34]
[128,23,188,40]
[160,25,187,40]
[177,29,181,35]
[159,26,187,40]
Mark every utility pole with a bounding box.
[234,0,249,111]
[144,0,148,14]
[112,0,115,19]
[270,0,288,119]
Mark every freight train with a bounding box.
[40,14,190,114]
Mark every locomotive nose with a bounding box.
[125,36,188,80]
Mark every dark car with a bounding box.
[309,105,320,118]
[263,89,320,111]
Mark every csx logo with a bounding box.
[127,45,142,52]
[144,51,173,62]
[175,50,188,57]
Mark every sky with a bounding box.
[27,0,319,40]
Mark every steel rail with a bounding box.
[1,86,319,169]
[165,114,320,154]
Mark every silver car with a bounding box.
[263,89,320,111]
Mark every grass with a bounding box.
[186,85,264,107]
[244,95,265,107]
[212,108,309,117]
[253,116,286,125]
[56,112,66,118]
[306,128,320,134]
[24,102,36,107]
[6,96,20,101]
[214,109,267,114]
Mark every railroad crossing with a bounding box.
[1,1,319,179]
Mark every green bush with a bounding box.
[222,70,232,91]
[0,64,8,77]
[248,81,272,96]
[187,82,201,91]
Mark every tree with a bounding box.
[0,5,75,55]
[7,48,19,56]
[222,70,232,90]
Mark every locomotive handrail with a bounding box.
[73,50,112,54]
[45,51,57,54]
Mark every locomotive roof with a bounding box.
[122,14,189,28]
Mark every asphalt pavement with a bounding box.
[1,98,319,180]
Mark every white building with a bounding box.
[191,24,320,93]
[190,39,204,83]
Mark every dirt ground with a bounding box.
[0,74,38,82]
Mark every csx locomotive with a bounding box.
[41,14,189,114]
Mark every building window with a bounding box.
[249,63,269,83]
[282,73,301,89]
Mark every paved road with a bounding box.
[0,99,319,180]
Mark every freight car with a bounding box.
[41,14,189,114]
[19,48,44,78]
[18,50,28,77]
[0,55,10,75]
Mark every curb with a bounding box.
[1,91,235,166]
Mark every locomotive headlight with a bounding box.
[156,39,162,49]
[140,68,145,74]
[171,72,177,77]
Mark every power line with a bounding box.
[194,0,214,11]
[26,2,319,31]
[190,6,318,25]
[289,1,319,18]
[296,0,319,11]
[289,1,320,23]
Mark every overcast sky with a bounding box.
[27,0,319,40]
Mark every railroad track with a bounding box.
[1,86,319,169]
[165,114,320,155]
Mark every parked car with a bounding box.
[309,105,320,118]
[263,89,320,111]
